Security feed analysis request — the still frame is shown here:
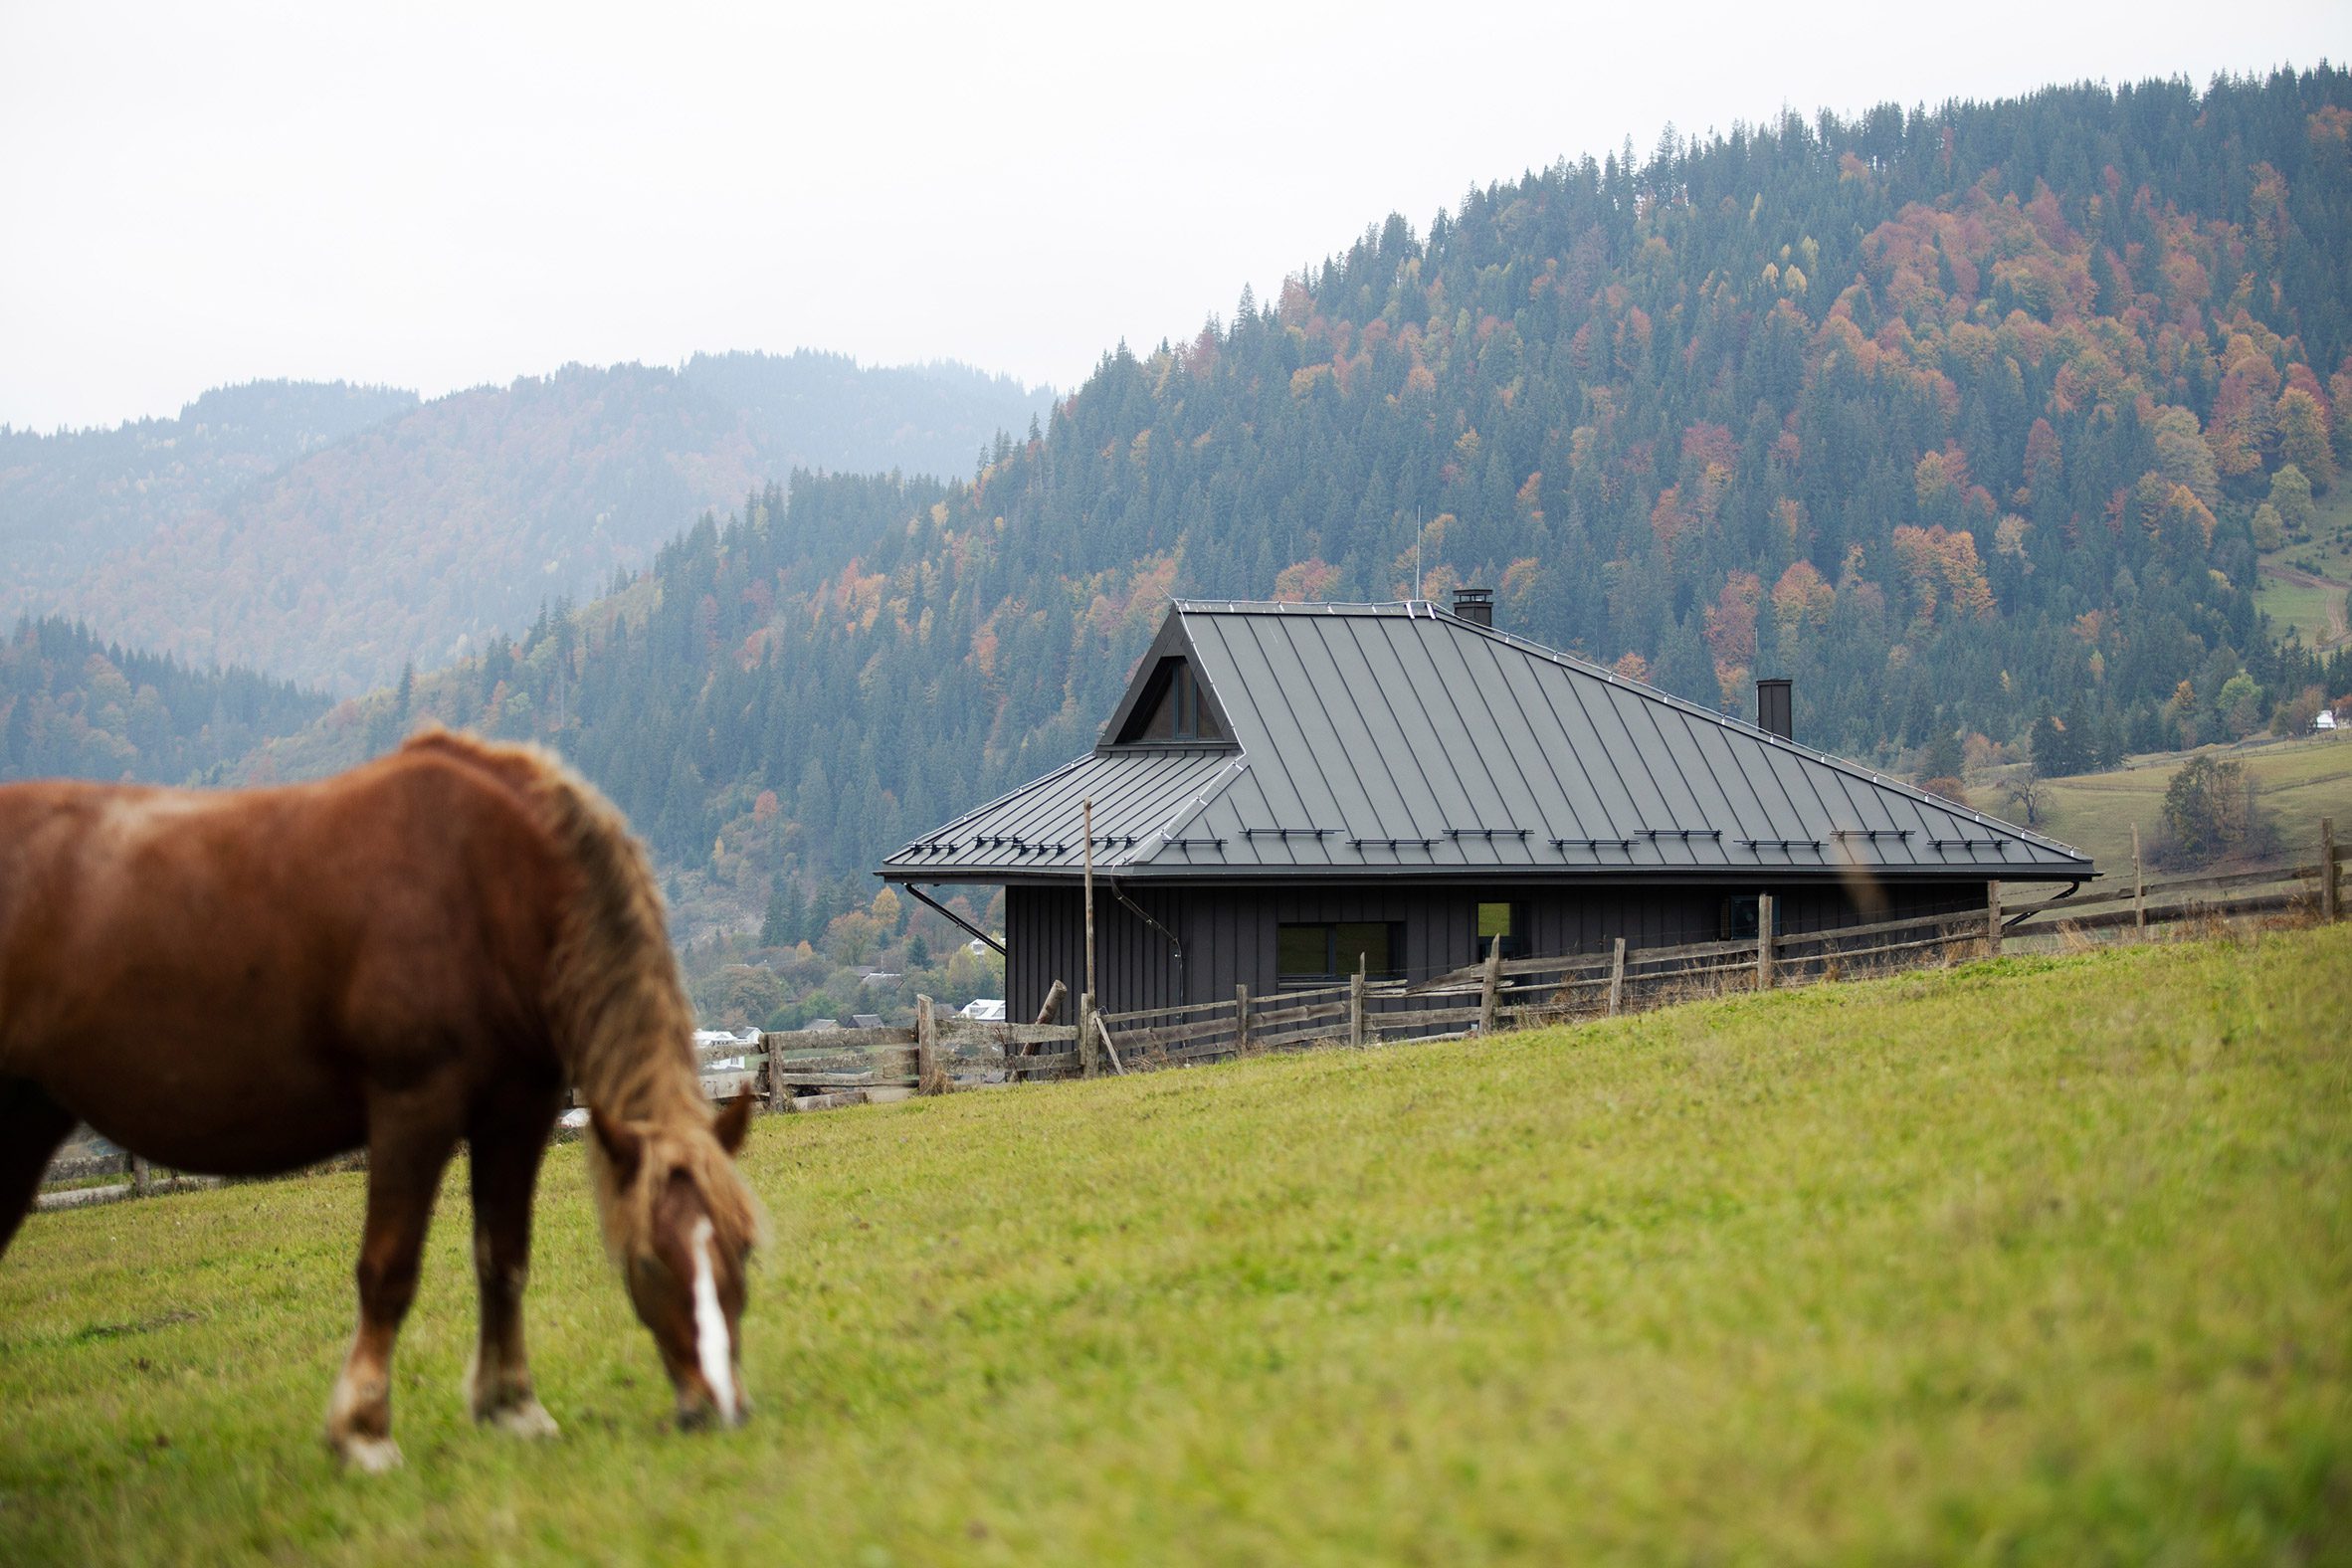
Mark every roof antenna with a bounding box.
[1414,507,1423,606]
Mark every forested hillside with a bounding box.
[8,353,1049,693]
[0,617,329,785]
[0,380,420,620]
[247,70,2352,954]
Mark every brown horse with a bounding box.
[0,728,761,1470]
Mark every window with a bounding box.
[1276,920,1403,984]
[1720,895,1780,941]
[1472,900,1529,960]
[1116,658,1226,743]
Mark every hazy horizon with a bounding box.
[5,0,2347,433]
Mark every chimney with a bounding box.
[1451,586,1493,628]
[1756,678,1793,741]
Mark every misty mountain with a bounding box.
[3,352,1050,692]
[1,379,420,610]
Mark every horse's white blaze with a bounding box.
[688,1217,737,1420]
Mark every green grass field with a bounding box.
[4,929,2349,1564]
[1970,733,2352,878]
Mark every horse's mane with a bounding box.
[397,727,761,1262]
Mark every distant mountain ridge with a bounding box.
[0,379,420,609]
[2,352,1051,692]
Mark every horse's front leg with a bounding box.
[0,1078,76,1261]
[465,1085,563,1438]
[326,1103,460,1472]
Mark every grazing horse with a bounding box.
[0,728,761,1470]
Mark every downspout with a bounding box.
[1109,877,1185,1005]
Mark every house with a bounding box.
[880,593,2095,1021]
[958,998,1008,1022]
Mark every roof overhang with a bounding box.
[882,863,2095,888]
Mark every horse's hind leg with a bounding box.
[325,1106,460,1472]
[0,1079,76,1261]
[465,1086,563,1438]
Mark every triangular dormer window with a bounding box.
[1114,657,1226,744]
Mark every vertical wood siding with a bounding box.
[1007,878,1989,1021]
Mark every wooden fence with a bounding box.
[33,821,2344,1210]
[1089,822,2346,1069]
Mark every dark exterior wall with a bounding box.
[1005,877,1990,1021]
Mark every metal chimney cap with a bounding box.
[1451,586,1494,627]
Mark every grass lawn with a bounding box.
[3,928,2349,1564]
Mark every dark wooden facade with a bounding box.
[1007,877,1990,1021]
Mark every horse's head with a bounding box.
[588,1094,758,1429]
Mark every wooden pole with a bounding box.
[130,1154,152,1198]
[1094,1014,1126,1076]
[1235,984,1252,1054]
[1014,978,1068,1079]
[1986,880,2003,958]
[1755,892,1776,990]
[1607,936,1626,1017]
[915,994,940,1094]
[1081,798,1097,1015]
[1078,990,1098,1078]
[2132,824,2146,937]
[762,1031,788,1109]
[1348,954,1367,1048]
[1478,935,1503,1034]
[2322,816,2338,923]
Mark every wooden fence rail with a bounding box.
[36,821,2343,1212]
[1084,824,2342,1074]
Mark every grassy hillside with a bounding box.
[3,929,2347,1563]
[2255,481,2352,651]
[1968,732,2352,875]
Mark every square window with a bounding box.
[1277,921,1404,983]
[1473,900,1529,959]
[1276,923,1330,979]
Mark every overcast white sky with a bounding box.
[3,0,2346,432]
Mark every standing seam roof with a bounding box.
[879,601,2094,882]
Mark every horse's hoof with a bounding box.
[487,1400,560,1440]
[336,1435,404,1473]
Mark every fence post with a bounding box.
[1078,991,1098,1078]
[1755,893,1776,990]
[1015,979,1069,1079]
[1478,936,1502,1034]
[916,994,941,1094]
[2132,824,2146,938]
[1607,936,1626,1017]
[1235,985,1252,1053]
[1348,955,1367,1048]
[1986,880,2003,958]
[2323,817,2338,923]
[131,1154,152,1198]
[762,1032,788,1109]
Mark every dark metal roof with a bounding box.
[881,600,2094,884]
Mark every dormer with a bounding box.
[1097,611,1235,750]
